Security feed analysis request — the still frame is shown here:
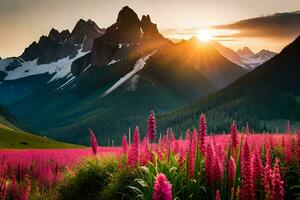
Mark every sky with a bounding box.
[0,0,300,58]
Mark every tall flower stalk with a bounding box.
[198,113,207,154]
[127,127,140,167]
[89,128,98,155]
[241,139,255,200]
[147,111,157,143]
[230,121,238,149]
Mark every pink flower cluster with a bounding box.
[153,173,172,200]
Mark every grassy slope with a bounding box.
[0,125,83,149]
[0,109,83,149]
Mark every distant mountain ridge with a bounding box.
[236,47,254,58]
[213,43,276,69]
[237,48,277,68]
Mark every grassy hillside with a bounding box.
[0,106,83,149]
[0,125,83,149]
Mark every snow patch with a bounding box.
[118,43,130,48]
[102,51,157,97]
[4,49,89,82]
[0,58,14,71]
[126,74,140,91]
[56,76,75,90]
[107,59,120,65]
[82,64,91,74]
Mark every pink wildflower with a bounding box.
[89,128,98,155]
[205,142,214,185]
[252,147,263,186]
[189,129,197,178]
[153,173,172,200]
[264,154,273,200]
[272,158,284,200]
[198,113,207,154]
[241,140,255,200]
[147,111,157,143]
[215,190,220,200]
[230,121,238,149]
[127,127,140,167]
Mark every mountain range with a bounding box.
[236,47,277,68]
[158,34,300,133]
[0,6,295,145]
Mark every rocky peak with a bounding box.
[70,19,105,51]
[74,6,171,73]
[116,6,141,31]
[20,19,104,64]
[141,15,162,39]
[48,28,60,40]
[105,6,142,43]
[236,47,254,58]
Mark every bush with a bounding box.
[58,156,118,200]
[100,168,136,200]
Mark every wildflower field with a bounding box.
[1,113,300,200]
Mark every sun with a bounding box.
[197,30,213,42]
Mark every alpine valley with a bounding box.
[0,6,294,145]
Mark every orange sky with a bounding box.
[1,0,300,58]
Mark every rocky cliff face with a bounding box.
[20,19,105,65]
[72,6,171,74]
[141,15,163,39]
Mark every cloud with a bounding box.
[214,11,300,39]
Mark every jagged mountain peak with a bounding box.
[141,15,163,39]
[116,6,140,26]
[88,6,170,69]
[19,19,105,64]
[236,46,254,58]
[48,28,60,38]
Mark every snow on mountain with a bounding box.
[240,49,277,68]
[102,51,156,96]
[212,41,251,70]
[236,47,254,58]
[1,49,89,82]
[0,58,14,71]
[212,43,277,69]
[107,59,120,65]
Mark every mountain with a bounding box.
[0,6,248,145]
[236,47,277,68]
[236,47,254,58]
[215,45,276,69]
[158,35,300,133]
[147,38,249,90]
[71,6,171,75]
[0,19,104,83]
[212,42,251,70]
[242,49,277,68]
[21,19,105,64]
